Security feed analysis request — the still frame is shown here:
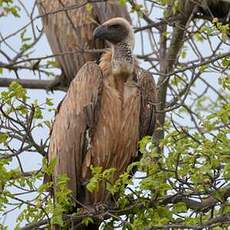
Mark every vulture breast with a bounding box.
[82,71,141,204]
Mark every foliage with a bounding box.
[0,0,20,17]
[0,81,54,228]
[0,0,229,229]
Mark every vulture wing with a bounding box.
[37,0,130,86]
[137,68,157,139]
[48,62,103,201]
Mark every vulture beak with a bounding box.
[93,19,130,44]
[93,25,108,40]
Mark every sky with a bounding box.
[0,0,228,229]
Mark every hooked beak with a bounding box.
[93,25,108,40]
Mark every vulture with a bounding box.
[196,0,230,26]
[37,0,131,87]
[48,18,157,228]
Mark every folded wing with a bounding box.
[138,68,157,139]
[48,62,103,201]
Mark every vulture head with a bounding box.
[93,17,135,76]
[93,17,134,49]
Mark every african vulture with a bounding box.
[37,0,131,87]
[196,0,230,27]
[48,17,156,228]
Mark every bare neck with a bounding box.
[111,41,134,77]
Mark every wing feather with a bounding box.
[137,68,157,139]
[48,62,103,202]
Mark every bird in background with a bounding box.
[195,0,230,36]
[47,17,157,229]
[197,0,230,21]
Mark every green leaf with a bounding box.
[86,3,93,13]
[119,0,126,6]
[43,158,57,176]
[87,177,99,193]
[45,97,54,106]
[9,6,20,17]
[81,217,94,226]
[47,60,60,68]
[0,133,8,143]
[173,202,187,213]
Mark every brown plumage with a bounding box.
[37,0,131,87]
[48,18,156,230]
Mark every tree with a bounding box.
[0,0,229,229]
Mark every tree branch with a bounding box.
[0,77,66,91]
[161,185,230,211]
[146,214,230,229]
[154,1,197,148]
